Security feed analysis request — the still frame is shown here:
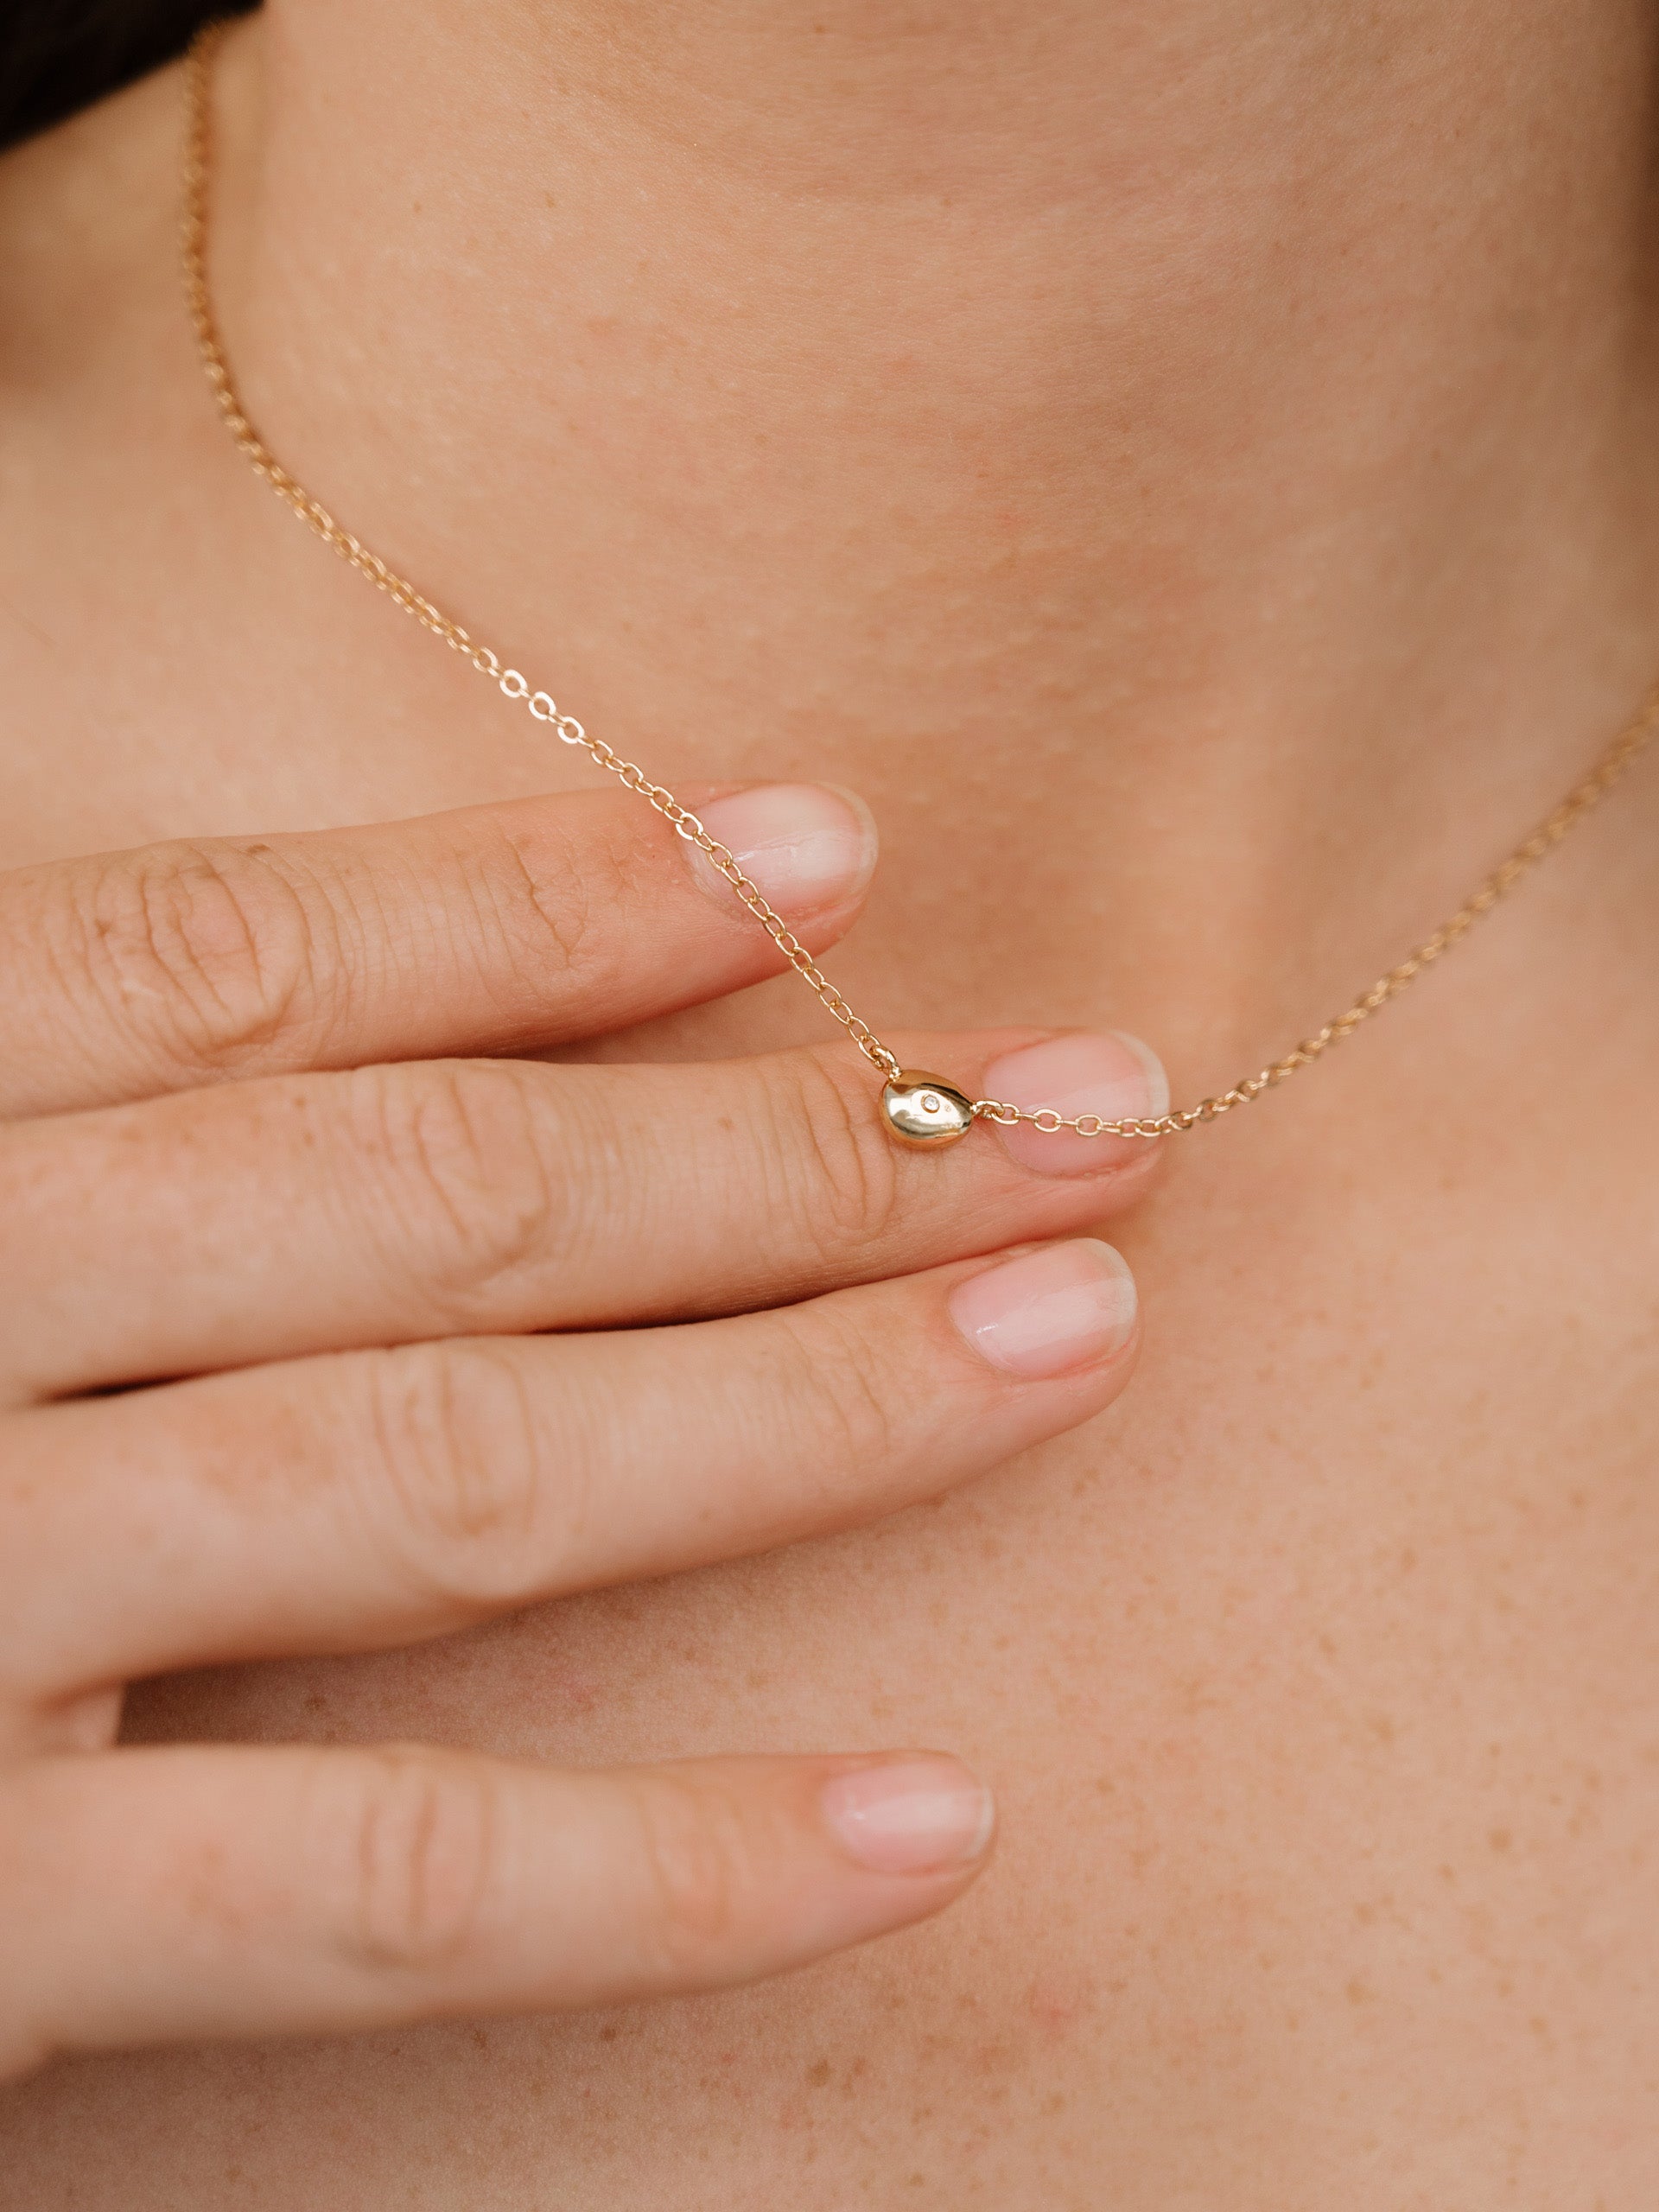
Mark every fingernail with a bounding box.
[821,1757,995,1876]
[982,1031,1169,1174]
[948,1238,1138,1378]
[690,785,878,918]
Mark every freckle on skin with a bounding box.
[1490,1827,1513,1853]
[1026,1972,1089,2036]
[806,2060,832,2088]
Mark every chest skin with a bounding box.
[1,652,1656,2212]
[2,72,1658,2205]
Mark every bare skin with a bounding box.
[2,1,1657,2204]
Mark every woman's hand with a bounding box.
[0,780,1161,2078]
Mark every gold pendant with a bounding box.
[880,1069,976,1147]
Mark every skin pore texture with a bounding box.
[2,0,1658,2201]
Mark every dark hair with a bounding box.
[0,2,251,153]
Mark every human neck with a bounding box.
[212,0,1659,1055]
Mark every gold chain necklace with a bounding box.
[181,22,1657,1151]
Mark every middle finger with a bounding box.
[1,1030,1164,1402]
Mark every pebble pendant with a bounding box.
[880,1069,977,1148]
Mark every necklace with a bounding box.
[181,22,1657,1153]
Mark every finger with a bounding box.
[2,1029,1165,1402]
[0,782,876,1119]
[0,1743,992,2077]
[1,1241,1138,1697]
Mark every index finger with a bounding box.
[0,781,876,1119]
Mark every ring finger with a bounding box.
[0,1240,1140,1707]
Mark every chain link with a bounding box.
[182,22,1657,1139]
